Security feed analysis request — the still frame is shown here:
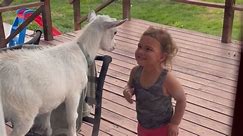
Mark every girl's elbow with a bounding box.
[177,97,186,107]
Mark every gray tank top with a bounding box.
[132,66,173,129]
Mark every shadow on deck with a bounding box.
[10,18,240,136]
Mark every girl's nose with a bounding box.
[137,48,144,54]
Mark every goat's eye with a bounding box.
[114,31,117,35]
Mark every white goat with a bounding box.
[0,97,6,136]
[0,11,126,136]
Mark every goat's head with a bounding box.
[88,11,127,51]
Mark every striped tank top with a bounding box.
[132,66,173,129]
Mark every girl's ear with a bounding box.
[160,53,167,63]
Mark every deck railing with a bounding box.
[70,0,131,31]
[0,0,131,48]
[176,0,243,43]
[73,0,241,43]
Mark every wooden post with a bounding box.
[41,0,53,41]
[231,12,243,136]
[73,0,81,30]
[0,13,5,48]
[122,0,131,20]
[221,0,235,43]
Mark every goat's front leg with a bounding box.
[41,112,52,136]
[11,111,38,136]
[65,93,81,136]
[32,112,52,136]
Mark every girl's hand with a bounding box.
[123,87,134,104]
[168,123,179,136]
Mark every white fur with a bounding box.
[0,97,6,136]
[0,11,126,136]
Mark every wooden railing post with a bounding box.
[0,13,5,48]
[122,0,131,20]
[222,0,235,43]
[41,0,53,41]
[72,0,81,30]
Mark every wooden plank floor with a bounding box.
[7,18,240,136]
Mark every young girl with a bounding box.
[123,27,186,136]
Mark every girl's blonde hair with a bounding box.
[142,26,178,69]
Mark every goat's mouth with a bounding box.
[109,47,115,51]
[102,46,115,51]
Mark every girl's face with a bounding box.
[135,35,165,67]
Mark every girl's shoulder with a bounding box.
[163,71,184,97]
[130,65,141,76]
[164,71,178,86]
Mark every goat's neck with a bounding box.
[77,24,103,65]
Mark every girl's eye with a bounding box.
[114,31,117,35]
[146,47,152,51]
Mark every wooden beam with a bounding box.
[72,0,81,30]
[176,0,225,9]
[0,0,13,7]
[78,0,115,24]
[0,13,5,48]
[0,2,44,13]
[123,0,131,20]
[233,5,243,11]
[221,0,235,43]
[41,0,53,41]
[176,0,243,11]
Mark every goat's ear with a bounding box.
[88,10,96,22]
[104,19,127,29]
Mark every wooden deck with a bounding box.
[7,18,240,136]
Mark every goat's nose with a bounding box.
[111,47,115,51]
[109,46,115,51]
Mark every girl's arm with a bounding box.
[164,72,186,135]
[123,66,138,104]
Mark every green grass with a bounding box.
[2,0,242,40]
